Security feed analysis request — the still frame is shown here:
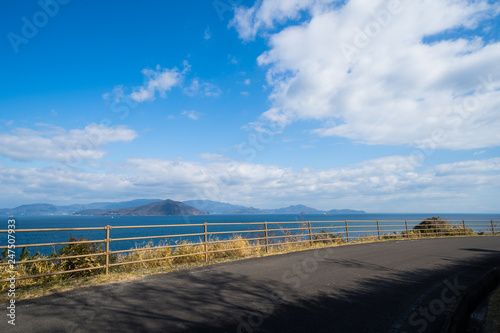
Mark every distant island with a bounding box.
[75,199,207,216]
[0,198,365,216]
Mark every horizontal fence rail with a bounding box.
[1,219,498,283]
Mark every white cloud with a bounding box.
[230,0,320,40]
[130,64,186,102]
[435,157,500,175]
[228,54,239,65]
[106,62,221,103]
[0,123,137,163]
[181,110,203,120]
[199,153,225,161]
[0,164,136,206]
[103,85,125,103]
[233,0,500,150]
[183,79,222,97]
[204,26,212,40]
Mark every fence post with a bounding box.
[264,221,269,253]
[405,220,409,238]
[491,220,495,235]
[462,220,466,234]
[308,221,313,246]
[376,220,380,239]
[105,225,110,275]
[203,222,208,262]
[345,220,350,243]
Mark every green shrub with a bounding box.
[53,234,115,278]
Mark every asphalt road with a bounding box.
[4,237,500,333]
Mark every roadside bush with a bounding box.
[53,234,116,278]
[412,217,473,237]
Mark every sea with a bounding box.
[2,213,499,257]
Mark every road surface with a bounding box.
[4,237,500,332]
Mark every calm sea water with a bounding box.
[2,214,499,256]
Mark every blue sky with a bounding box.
[1,0,500,213]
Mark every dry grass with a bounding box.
[117,240,173,269]
[207,235,260,259]
[1,256,59,290]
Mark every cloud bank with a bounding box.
[1,155,499,212]
[0,123,137,163]
[232,0,500,149]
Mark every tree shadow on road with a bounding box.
[13,243,500,333]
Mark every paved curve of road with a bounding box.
[4,237,500,333]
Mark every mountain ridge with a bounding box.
[0,199,365,215]
[181,200,364,215]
